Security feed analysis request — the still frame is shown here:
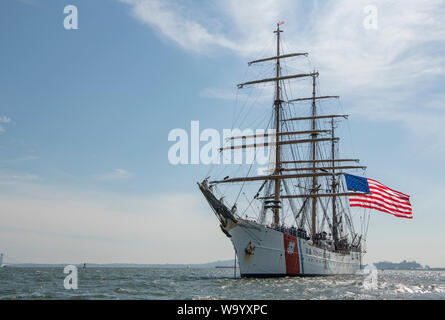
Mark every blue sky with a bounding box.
[1,0,444,266]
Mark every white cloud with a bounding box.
[200,88,239,100]
[121,0,445,78]
[0,155,40,163]
[121,0,445,152]
[16,0,38,6]
[10,174,40,181]
[95,168,133,181]
[120,0,445,93]
[0,116,12,123]
[0,116,12,133]
[120,0,445,86]
[120,0,301,56]
[0,174,443,266]
[0,178,232,264]
[121,0,239,54]
[200,86,273,103]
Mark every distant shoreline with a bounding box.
[3,259,237,269]
[3,264,445,271]
[2,259,444,270]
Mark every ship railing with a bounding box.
[272,225,310,240]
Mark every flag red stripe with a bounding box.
[350,196,411,213]
[365,188,411,207]
[368,178,410,197]
[350,201,412,218]
[349,197,412,215]
[368,186,410,203]
[349,186,412,209]
[368,183,410,201]
[350,203,413,219]
[367,179,410,198]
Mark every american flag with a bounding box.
[344,174,412,219]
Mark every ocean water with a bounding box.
[0,267,444,300]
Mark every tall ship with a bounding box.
[198,23,410,277]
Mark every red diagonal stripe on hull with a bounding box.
[283,233,300,275]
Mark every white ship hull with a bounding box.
[198,182,362,277]
[227,220,361,277]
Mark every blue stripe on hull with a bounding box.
[298,238,304,274]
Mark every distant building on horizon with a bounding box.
[374,260,425,270]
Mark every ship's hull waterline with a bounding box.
[227,219,361,277]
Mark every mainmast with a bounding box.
[273,22,283,226]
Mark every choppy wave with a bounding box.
[0,267,444,300]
